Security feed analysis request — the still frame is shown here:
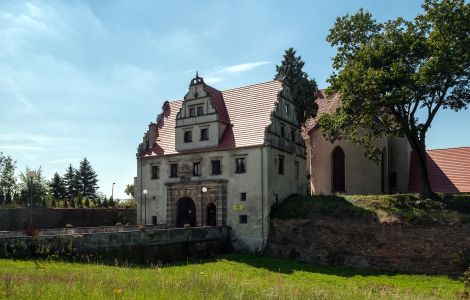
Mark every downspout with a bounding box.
[261,146,265,251]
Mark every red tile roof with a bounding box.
[140,80,283,157]
[301,89,341,139]
[408,147,470,193]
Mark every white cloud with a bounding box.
[222,61,271,73]
[0,145,44,151]
[204,77,223,84]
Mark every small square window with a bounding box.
[184,131,192,143]
[193,162,201,176]
[189,107,195,117]
[278,156,284,175]
[151,165,160,179]
[240,193,247,201]
[212,160,221,175]
[235,158,246,174]
[200,128,209,141]
[197,105,204,116]
[239,215,248,224]
[170,164,178,178]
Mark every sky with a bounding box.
[0,0,469,199]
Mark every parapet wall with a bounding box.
[267,217,470,275]
[0,208,137,231]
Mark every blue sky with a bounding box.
[1,0,469,199]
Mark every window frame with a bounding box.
[239,215,248,224]
[284,103,289,115]
[295,161,299,180]
[200,128,209,141]
[184,130,192,143]
[170,163,178,178]
[189,106,196,117]
[193,161,201,176]
[211,159,221,175]
[278,155,284,175]
[235,157,246,174]
[151,165,160,179]
[240,193,247,201]
[197,105,204,116]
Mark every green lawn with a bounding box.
[0,254,464,299]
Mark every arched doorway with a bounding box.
[332,146,345,192]
[206,203,217,226]
[176,197,196,227]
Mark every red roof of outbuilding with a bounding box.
[141,80,283,157]
[408,147,470,193]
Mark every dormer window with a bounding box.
[200,128,209,141]
[189,107,196,117]
[184,130,192,143]
[197,105,204,116]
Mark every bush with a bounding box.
[461,267,470,291]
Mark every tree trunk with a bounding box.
[407,135,433,197]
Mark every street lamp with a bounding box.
[142,189,148,226]
[26,170,37,227]
[111,182,116,200]
[201,186,207,226]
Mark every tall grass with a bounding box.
[0,254,463,299]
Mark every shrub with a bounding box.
[461,266,470,291]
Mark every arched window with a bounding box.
[332,146,345,192]
[381,148,386,193]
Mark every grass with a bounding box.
[271,193,470,223]
[0,254,464,299]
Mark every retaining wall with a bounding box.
[0,208,137,231]
[266,216,470,275]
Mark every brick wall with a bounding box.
[0,208,137,231]
[267,217,470,275]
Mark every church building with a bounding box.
[135,74,307,251]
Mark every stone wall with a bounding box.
[0,208,137,231]
[266,216,470,275]
[0,226,231,265]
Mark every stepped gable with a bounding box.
[141,80,283,157]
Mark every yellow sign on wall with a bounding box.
[232,204,243,211]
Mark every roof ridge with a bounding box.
[221,79,280,92]
[427,146,470,152]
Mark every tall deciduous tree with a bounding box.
[320,0,470,196]
[18,167,49,207]
[78,158,99,199]
[0,153,16,204]
[275,48,319,127]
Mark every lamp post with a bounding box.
[26,170,37,228]
[201,186,207,226]
[111,182,115,200]
[142,189,148,226]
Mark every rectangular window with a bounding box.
[189,106,195,117]
[291,128,296,142]
[240,193,247,201]
[284,103,289,115]
[170,163,178,178]
[390,172,397,189]
[295,161,299,180]
[184,130,192,143]
[197,105,204,116]
[152,216,157,225]
[151,165,160,179]
[235,158,246,174]
[281,126,285,138]
[193,162,201,176]
[200,128,209,141]
[211,160,221,175]
[278,156,284,175]
[239,215,248,224]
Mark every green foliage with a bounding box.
[462,266,470,291]
[0,254,463,299]
[321,0,470,196]
[271,193,470,223]
[124,184,134,199]
[18,167,50,207]
[49,172,66,202]
[275,48,318,127]
[78,157,99,199]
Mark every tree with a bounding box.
[78,158,99,199]
[275,48,319,127]
[0,153,16,205]
[18,167,50,207]
[49,172,66,201]
[320,0,470,196]
[63,164,80,199]
[124,184,134,199]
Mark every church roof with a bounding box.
[301,89,341,139]
[141,80,283,157]
[408,147,470,193]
